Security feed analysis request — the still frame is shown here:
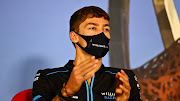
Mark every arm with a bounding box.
[33,56,98,101]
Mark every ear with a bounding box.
[70,31,79,44]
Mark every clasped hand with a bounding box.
[61,56,98,97]
[61,56,131,101]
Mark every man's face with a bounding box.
[77,17,110,47]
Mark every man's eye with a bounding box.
[104,28,110,32]
[89,27,96,30]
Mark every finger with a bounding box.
[79,63,97,76]
[119,77,131,90]
[77,56,95,68]
[79,57,98,70]
[81,73,95,82]
[115,87,123,95]
[119,73,129,82]
[119,85,130,94]
[74,56,95,69]
[119,70,129,81]
[115,72,120,79]
[81,58,98,69]
[76,57,82,66]
[79,56,97,67]
[121,70,128,79]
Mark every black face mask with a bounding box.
[75,32,110,58]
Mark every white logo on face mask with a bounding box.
[90,39,108,48]
[92,43,106,48]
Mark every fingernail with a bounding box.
[93,64,97,67]
[91,56,95,59]
[94,59,98,63]
[118,72,121,75]
[91,73,95,76]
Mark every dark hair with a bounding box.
[70,6,110,32]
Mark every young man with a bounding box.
[32,6,141,101]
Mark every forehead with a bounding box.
[81,17,109,26]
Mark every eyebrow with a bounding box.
[85,23,110,28]
[104,24,110,27]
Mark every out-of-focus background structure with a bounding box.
[0,0,180,100]
[109,0,180,100]
[133,0,180,100]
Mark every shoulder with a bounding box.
[33,66,70,84]
[104,67,138,83]
[104,67,135,76]
[36,66,69,76]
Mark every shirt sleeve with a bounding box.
[32,70,70,101]
[32,70,63,101]
[128,70,142,101]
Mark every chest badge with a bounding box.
[101,92,116,100]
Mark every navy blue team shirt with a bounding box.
[32,60,142,101]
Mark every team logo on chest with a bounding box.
[101,92,116,100]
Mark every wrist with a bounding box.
[58,84,70,101]
[61,88,69,97]
[61,83,74,97]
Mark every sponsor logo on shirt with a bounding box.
[72,96,78,99]
[34,73,40,82]
[134,75,138,81]
[137,83,140,89]
[34,77,39,82]
[101,92,116,100]
[36,73,40,76]
[134,75,141,89]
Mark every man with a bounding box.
[32,6,141,101]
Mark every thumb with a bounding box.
[76,57,82,66]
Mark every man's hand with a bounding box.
[115,70,131,101]
[61,56,98,97]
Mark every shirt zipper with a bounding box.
[85,75,95,101]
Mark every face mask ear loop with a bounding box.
[74,32,84,47]
[74,32,88,50]
[74,32,92,48]
[74,32,84,38]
